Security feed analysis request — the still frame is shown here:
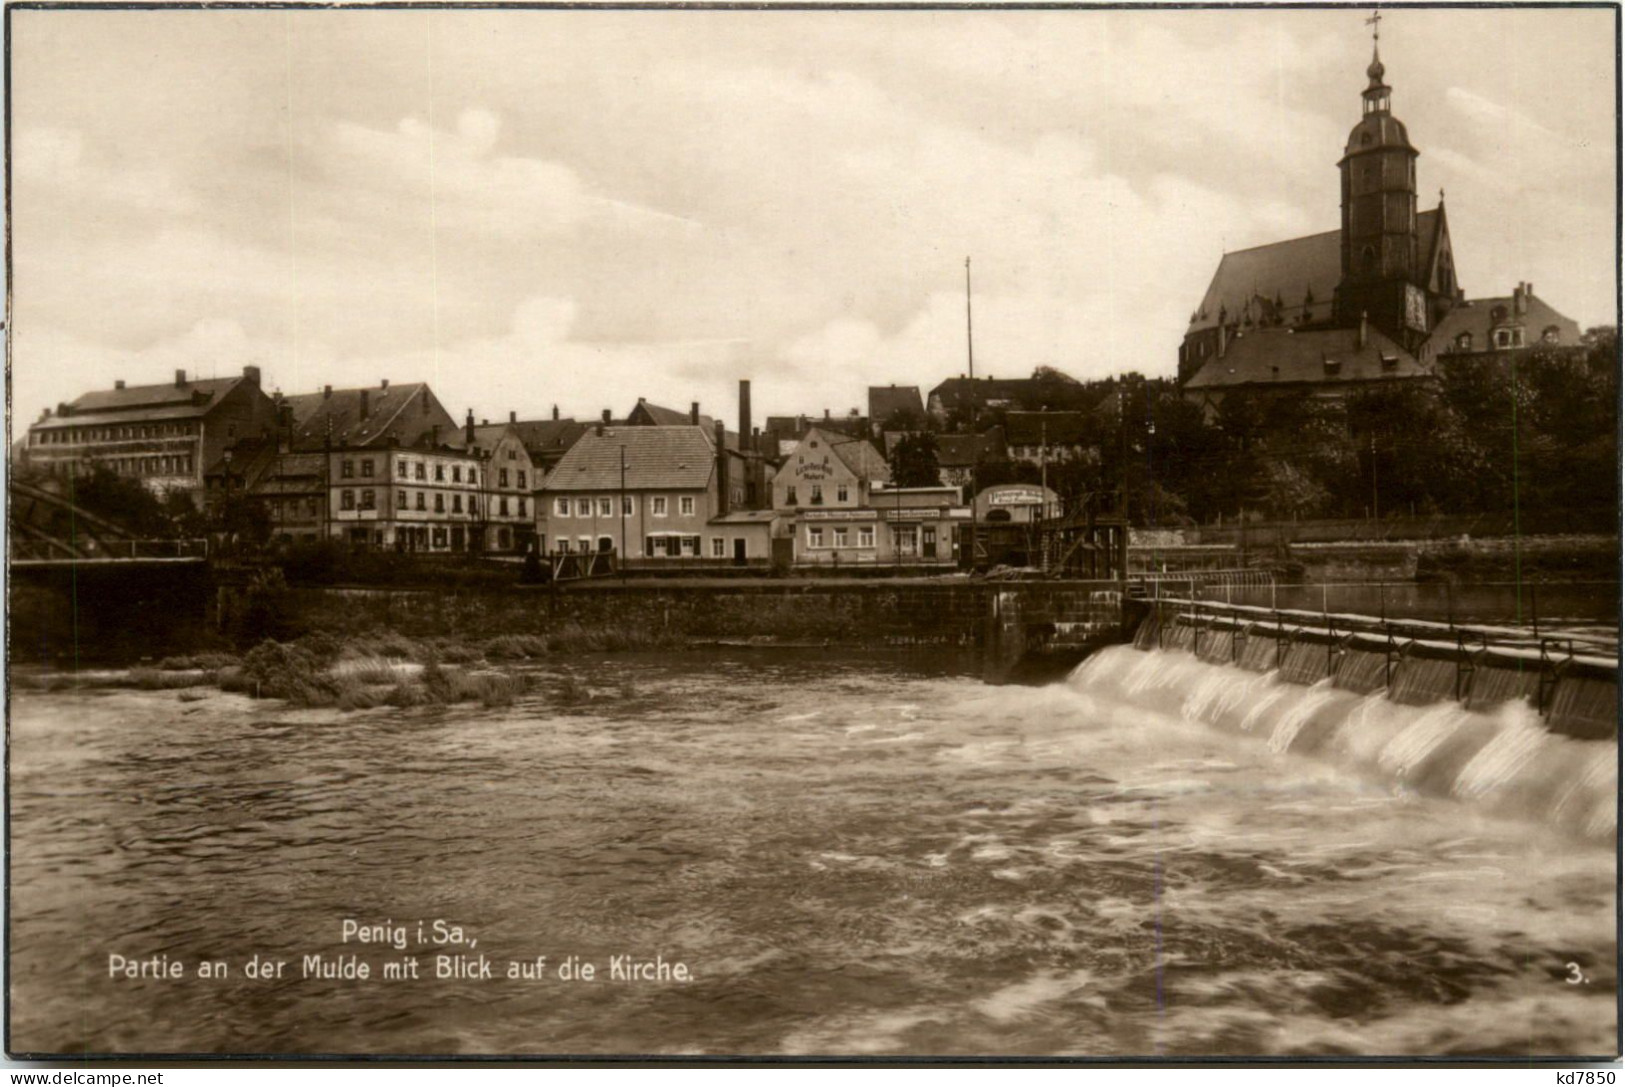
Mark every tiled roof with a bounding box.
[868,385,924,422]
[1185,210,1443,336]
[67,375,243,415]
[1182,325,1427,390]
[1005,411,1089,446]
[1428,292,1582,354]
[33,402,231,430]
[508,418,588,457]
[284,383,460,450]
[815,428,892,482]
[543,426,717,492]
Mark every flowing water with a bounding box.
[9,648,1618,1057]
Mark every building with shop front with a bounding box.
[538,422,778,565]
[23,366,277,502]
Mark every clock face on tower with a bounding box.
[1404,283,1428,332]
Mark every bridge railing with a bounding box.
[11,537,209,563]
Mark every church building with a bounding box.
[1178,19,1582,414]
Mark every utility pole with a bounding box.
[964,256,975,380]
[1370,434,1379,522]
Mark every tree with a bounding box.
[888,432,941,487]
[67,466,176,537]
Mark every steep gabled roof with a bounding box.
[508,418,588,459]
[69,375,244,416]
[868,385,925,423]
[1182,325,1427,390]
[1186,210,1442,335]
[543,425,716,493]
[284,383,460,450]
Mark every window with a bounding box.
[498,527,511,550]
[578,535,592,553]
[508,449,517,461]
[435,527,449,548]
[500,468,509,487]
[397,490,407,509]
[414,463,426,480]
[577,498,592,517]
[837,484,848,503]
[360,458,374,477]
[469,469,477,486]
[397,461,408,478]
[622,496,634,516]
[833,527,849,547]
[558,538,572,554]
[435,464,444,481]
[1543,326,1561,344]
[500,497,510,516]
[435,494,445,513]
[453,495,463,513]
[680,496,695,516]
[785,487,798,506]
[1494,329,1512,349]
[518,497,527,516]
[556,498,571,517]
[808,527,824,548]
[1455,332,1474,352]
[858,525,874,549]
[341,489,355,510]
[652,496,668,517]
[518,471,527,489]
[359,490,375,510]
[599,498,613,517]
[416,492,426,511]
[341,459,354,479]
[452,466,461,482]
[811,485,824,506]
[679,536,697,557]
[711,538,725,557]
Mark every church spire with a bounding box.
[1362,9,1391,114]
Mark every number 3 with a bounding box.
[1566,961,1585,984]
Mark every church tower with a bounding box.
[1334,19,1428,346]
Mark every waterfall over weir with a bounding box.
[1067,644,1618,842]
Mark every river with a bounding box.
[9,647,1617,1057]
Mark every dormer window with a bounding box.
[1455,332,1473,352]
[1542,325,1561,344]
[1323,358,1342,376]
[1380,354,1398,370]
[1494,329,1513,350]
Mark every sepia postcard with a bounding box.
[5,2,1620,1064]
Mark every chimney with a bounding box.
[1358,311,1368,350]
[824,408,831,421]
[1514,283,1528,316]
[482,419,489,426]
[690,401,700,426]
[551,404,559,421]
[359,389,370,420]
[509,410,516,424]
[715,419,730,518]
[738,379,752,455]
[465,409,476,446]
[380,378,389,390]
[175,369,187,387]
[324,384,333,399]
[242,365,261,386]
[602,409,612,425]
[431,424,440,448]
[114,379,126,390]
[421,387,430,415]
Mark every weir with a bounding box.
[1135,597,1620,741]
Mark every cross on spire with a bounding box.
[1366,8,1382,44]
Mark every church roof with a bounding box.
[1186,210,1441,335]
[1182,325,1427,391]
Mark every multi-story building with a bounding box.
[537,422,777,564]
[282,381,487,552]
[23,366,277,501]
[468,417,538,554]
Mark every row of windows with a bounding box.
[805,525,937,552]
[102,454,194,476]
[806,525,876,549]
[337,489,529,517]
[270,498,322,519]
[35,421,199,445]
[1450,326,1562,352]
[548,535,738,558]
[340,457,489,487]
[783,484,849,506]
[551,494,695,518]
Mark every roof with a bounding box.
[543,426,716,493]
[35,374,247,429]
[508,418,588,458]
[928,376,1048,412]
[868,385,924,423]
[813,427,892,482]
[284,383,460,450]
[467,423,528,457]
[1185,210,1442,336]
[1182,324,1428,390]
[1428,291,1582,354]
[1005,411,1089,446]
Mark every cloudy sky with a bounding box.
[9,6,1617,430]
